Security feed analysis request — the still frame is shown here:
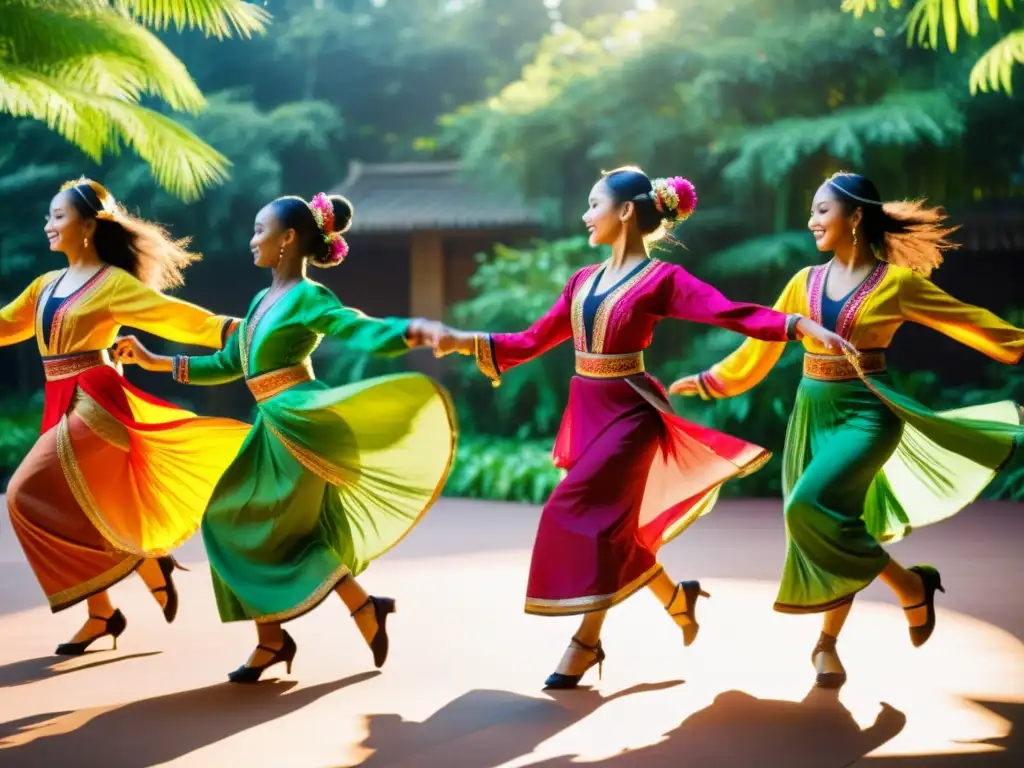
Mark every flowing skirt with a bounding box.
[525,373,771,616]
[6,363,249,611]
[201,372,456,623]
[775,372,1022,614]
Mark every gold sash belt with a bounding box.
[247,361,314,403]
[803,351,886,382]
[42,350,111,382]
[575,351,645,379]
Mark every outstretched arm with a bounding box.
[115,328,245,386]
[670,268,810,399]
[435,288,573,387]
[109,272,236,349]
[0,274,51,347]
[901,272,1024,364]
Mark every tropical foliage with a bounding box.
[843,0,1024,94]
[1,0,1021,502]
[0,1,269,200]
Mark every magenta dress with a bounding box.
[471,258,800,616]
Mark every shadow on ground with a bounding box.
[0,671,378,767]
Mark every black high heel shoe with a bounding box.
[353,596,396,669]
[905,565,944,648]
[55,609,128,656]
[544,636,606,690]
[666,580,711,647]
[227,630,297,684]
[150,555,188,624]
[811,631,847,689]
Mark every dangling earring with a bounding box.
[275,244,284,266]
[84,236,89,249]
[852,228,858,247]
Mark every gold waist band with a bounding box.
[803,351,886,382]
[575,351,645,379]
[42,350,111,382]
[247,361,314,403]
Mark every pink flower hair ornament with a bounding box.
[649,176,697,222]
[307,192,349,266]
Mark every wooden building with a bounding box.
[319,160,543,324]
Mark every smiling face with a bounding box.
[250,204,296,268]
[582,179,629,247]
[44,191,94,254]
[808,183,860,253]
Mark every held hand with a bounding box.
[797,318,858,356]
[668,374,701,396]
[407,319,447,348]
[433,329,476,358]
[112,335,158,371]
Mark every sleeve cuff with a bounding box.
[474,333,501,387]
[695,371,726,401]
[785,314,802,341]
[172,355,190,384]
[220,317,240,346]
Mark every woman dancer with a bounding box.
[0,178,249,654]
[671,172,1024,687]
[433,167,850,688]
[116,192,456,682]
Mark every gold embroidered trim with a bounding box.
[48,555,143,611]
[574,351,645,379]
[34,272,60,351]
[49,266,111,354]
[254,564,352,624]
[173,355,190,383]
[591,259,659,353]
[247,361,314,403]
[56,413,137,553]
[72,390,130,451]
[803,351,886,381]
[56,408,192,557]
[525,563,664,616]
[473,334,500,387]
[42,350,111,381]
[570,267,601,350]
[265,421,348,486]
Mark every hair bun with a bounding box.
[326,194,353,234]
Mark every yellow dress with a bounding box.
[1,265,250,611]
[691,261,1023,613]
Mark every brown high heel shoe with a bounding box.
[905,565,944,648]
[665,580,711,646]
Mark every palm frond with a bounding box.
[0,65,228,201]
[0,1,205,112]
[112,0,270,39]
[969,27,1024,93]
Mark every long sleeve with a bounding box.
[306,285,411,357]
[0,273,52,347]
[663,263,799,341]
[900,271,1024,364]
[172,327,244,386]
[474,287,573,386]
[698,269,809,399]
[109,271,234,349]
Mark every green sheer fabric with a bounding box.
[775,373,1021,614]
[183,280,456,623]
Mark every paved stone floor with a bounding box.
[0,497,1021,767]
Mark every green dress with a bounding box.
[693,262,1023,614]
[173,280,456,623]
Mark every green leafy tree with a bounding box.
[843,0,1024,94]
[0,0,269,200]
